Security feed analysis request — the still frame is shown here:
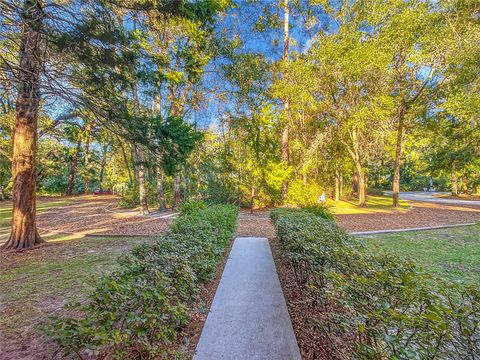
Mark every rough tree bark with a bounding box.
[3,0,44,250]
[66,140,81,195]
[83,124,91,194]
[281,0,289,201]
[357,166,366,207]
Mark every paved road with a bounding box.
[385,191,480,206]
[194,237,301,360]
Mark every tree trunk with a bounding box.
[451,162,458,196]
[67,140,81,195]
[462,173,468,194]
[352,172,359,194]
[281,0,290,201]
[118,138,133,184]
[173,174,181,210]
[99,143,108,190]
[250,176,256,215]
[356,166,366,207]
[392,110,404,207]
[334,164,341,202]
[156,165,166,211]
[137,147,149,214]
[339,171,343,197]
[3,0,44,250]
[83,126,91,194]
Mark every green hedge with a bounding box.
[48,204,238,359]
[270,209,480,359]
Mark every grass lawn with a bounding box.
[360,224,480,284]
[0,234,156,358]
[329,194,409,215]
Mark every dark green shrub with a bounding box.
[300,204,334,220]
[47,204,238,359]
[271,209,480,359]
[179,200,207,215]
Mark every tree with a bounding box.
[3,0,45,250]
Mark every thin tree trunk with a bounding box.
[451,162,458,196]
[156,165,166,211]
[137,147,149,214]
[356,166,366,207]
[67,140,81,195]
[3,0,44,250]
[281,0,290,201]
[250,177,256,215]
[339,171,343,197]
[99,143,108,190]
[83,126,91,194]
[352,172,359,194]
[118,138,133,184]
[173,174,181,210]
[462,173,468,194]
[131,79,148,214]
[392,109,404,207]
[335,164,341,202]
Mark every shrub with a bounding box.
[271,209,480,359]
[301,204,334,220]
[47,204,238,359]
[179,200,207,215]
[285,179,324,206]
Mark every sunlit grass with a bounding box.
[329,195,409,215]
[360,224,480,284]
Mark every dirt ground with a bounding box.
[336,201,480,232]
[4,195,475,239]
[36,195,174,237]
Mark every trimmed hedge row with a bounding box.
[48,204,238,359]
[271,208,479,359]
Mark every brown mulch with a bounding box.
[336,201,480,233]
[36,195,172,236]
[235,208,276,238]
[174,238,234,358]
[270,238,336,360]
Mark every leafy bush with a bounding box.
[47,204,238,359]
[285,179,324,206]
[179,200,207,215]
[300,204,334,220]
[271,210,480,359]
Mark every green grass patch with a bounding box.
[360,224,480,284]
[0,235,154,339]
[329,194,409,215]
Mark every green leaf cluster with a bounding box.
[270,209,480,359]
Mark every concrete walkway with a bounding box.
[194,237,301,360]
[385,191,480,206]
